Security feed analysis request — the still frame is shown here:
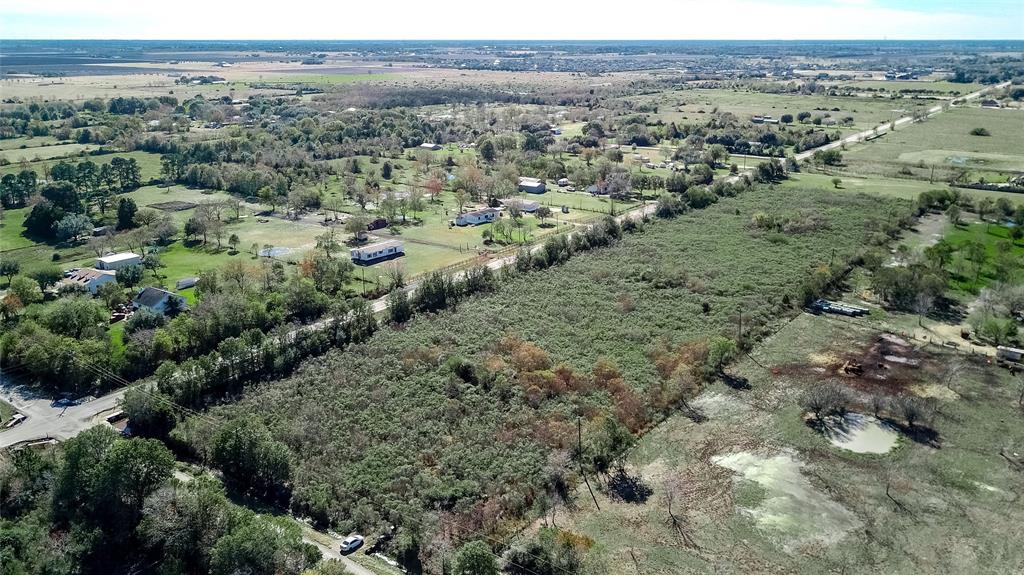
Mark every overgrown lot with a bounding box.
[179,186,910,567]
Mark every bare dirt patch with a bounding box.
[149,200,198,211]
[712,449,862,552]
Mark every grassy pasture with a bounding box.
[842,107,1024,177]
[0,136,61,150]
[0,142,97,163]
[0,150,164,181]
[637,88,934,135]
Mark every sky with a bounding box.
[0,0,1021,40]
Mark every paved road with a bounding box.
[0,383,127,448]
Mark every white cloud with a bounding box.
[0,0,1020,39]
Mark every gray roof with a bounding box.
[134,287,180,308]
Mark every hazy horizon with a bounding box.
[2,0,1022,41]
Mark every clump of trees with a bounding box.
[0,426,321,575]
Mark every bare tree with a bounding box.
[660,475,697,547]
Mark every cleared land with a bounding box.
[554,311,1024,574]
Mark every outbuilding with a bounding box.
[419,143,442,151]
[96,252,142,271]
[500,198,540,213]
[518,177,546,194]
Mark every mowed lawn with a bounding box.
[0,206,37,251]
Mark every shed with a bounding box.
[518,177,546,194]
[96,252,142,271]
[419,143,442,151]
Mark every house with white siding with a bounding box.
[455,207,500,226]
[60,268,117,295]
[350,240,405,263]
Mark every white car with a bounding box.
[340,535,364,554]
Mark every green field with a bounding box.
[0,150,164,181]
[0,136,61,150]
[635,87,934,136]
[842,107,1024,178]
[0,142,98,164]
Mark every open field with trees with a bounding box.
[552,311,1024,574]
[1,37,1022,575]
[162,186,910,572]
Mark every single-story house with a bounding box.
[350,239,405,263]
[455,207,500,226]
[500,198,540,213]
[134,287,187,315]
[419,143,442,151]
[96,252,142,271]
[980,99,1001,109]
[175,277,199,290]
[61,268,116,295]
[586,184,602,195]
[518,177,546,194]
[557,178,572,187]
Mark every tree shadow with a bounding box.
[606,469,653,504]
[720,372,751,391]
[926,296,967,324]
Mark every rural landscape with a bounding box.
[1,10,1024,575]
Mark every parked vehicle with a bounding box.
[340,535,364,554]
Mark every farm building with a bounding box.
[557,178,571,187]
[419,143,442,151]
[134,287,187,315]
[175,277,199,290]
[500,198,540,213]
[518,177,546,194]
[60,268,117,295]
[455,207,500,226]
[350,240,405,263]
[980,99,1001,109]
[96,252,142,271]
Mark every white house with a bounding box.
[96,252,142,271]
[419,143,442,151]
[455,207,500,226]
[518,177,546,194]
[133,287,187,315]
[500,198,540,213]
[61,268,117,294]
[350,240,405,263]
